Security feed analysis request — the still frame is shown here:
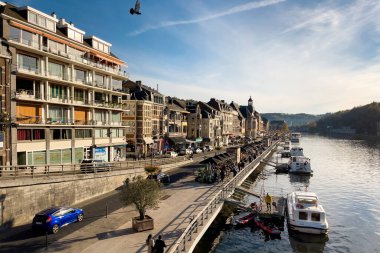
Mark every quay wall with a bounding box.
[0,160,191,229]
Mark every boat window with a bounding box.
[299,212,308,220]
[311,213,320,221]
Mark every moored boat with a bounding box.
[291,132,301,143]
[287,191,329,234]
[288,156,312,174]
[253,216,281,235]
[236,212,256,225]
[290,147,304,157]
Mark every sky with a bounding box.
[9,0,380,114]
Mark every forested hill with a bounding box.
[262,113,322,127]
[314,102,380,135]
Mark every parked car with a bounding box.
[32,207,84,234]
[147,172,171,184]
[80,159,112,173]
[195,148,203,154]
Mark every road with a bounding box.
[0,153,215,253]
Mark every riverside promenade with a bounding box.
[35,142,277,253]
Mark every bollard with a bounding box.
[45,231,48,250]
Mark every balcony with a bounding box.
[14,64,40,75]
[50,95,70,104]
[74,119,90,125]
[14,90,42,100]
[9,37,39,49]
[46,117,73,125]
[16,116,43,124]
[73,96,91,105]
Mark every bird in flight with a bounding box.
[130,0,141,15]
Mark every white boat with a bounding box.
[283,141,291,151]
[291,132,301,143]
[288,156,312,174]
[290,147,304,157]
[287,191,329,234]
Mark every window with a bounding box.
[95,74,104,85]
[49,106,68,122]
[95,129,108,138]
[18,54,38,72]
[311,213,321,221]
[95,110,107,122]
[111,128,123,137]
[112,79,122,91]
[33,129,45,140]
[75,129,92,138]
[74,89,85,101]
[46,20,55,31]
[93,40,98,49]
[112,112,121,122]
[299,212,308,220]
[50,85,67,99]
[68,47,84,59]
[104,45,109,53]
[94,92,106,102]
[28,12,37,24]
[48,62,64,78]
[68,28,83,43]
[51,129,71,140]
[17,129,32,141]
[75,69,86,83]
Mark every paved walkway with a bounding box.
[40,175,224,253]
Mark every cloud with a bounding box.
[129,0,286,36]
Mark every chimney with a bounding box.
[51,12,57,19]
[69,21,74,27]
[59,18,66,25]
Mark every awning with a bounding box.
[168,137,186,145]
[143,137,153,144]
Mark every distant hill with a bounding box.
[314,102,380,135]
[261,113,322,127]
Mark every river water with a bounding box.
[212,134,380,253]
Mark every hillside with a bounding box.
[262,113,322,127]
[314,102,380,135]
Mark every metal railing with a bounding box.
[168,141,278,253]
[0,153,197,179]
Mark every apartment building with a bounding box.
[121,89,136,157]
[124,80,166,155]
[230,101,246,138]
[207,98,234,145]
[164,97,189,149]
[0,39,12,165]
[0,3,129,165]
[198,101,221,147]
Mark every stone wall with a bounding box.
[0,160,191,229]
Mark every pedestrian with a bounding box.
[265,193,272,212]
[154,235,167,253]
[146,234,155,253]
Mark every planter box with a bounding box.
[132,215,154,232]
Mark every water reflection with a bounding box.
[289,231,328,253]
[289,174,312,185]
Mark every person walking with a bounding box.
[154,235,167,253]
[265,193,272,212]
[146,234,154,253]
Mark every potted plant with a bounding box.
[120,176,161,232]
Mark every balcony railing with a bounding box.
[74,119,90,125]
[46,117,73,125]
[73,96,90,105]
[9,37,39,49]
[50,95,69,103]
[15,90,42,100]
[15,64,39,75]
[16,116,43,124]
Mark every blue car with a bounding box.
[32,207,84,234]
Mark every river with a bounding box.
[212,134,380,253]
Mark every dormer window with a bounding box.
[85,36,111,54]
[20,6,58,32]
[67,28,83,43]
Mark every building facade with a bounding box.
[1,3,129,165]
[207,98,233,146]
[124,80,165,155]
[240,96,258,140]
[164,97,189,150]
